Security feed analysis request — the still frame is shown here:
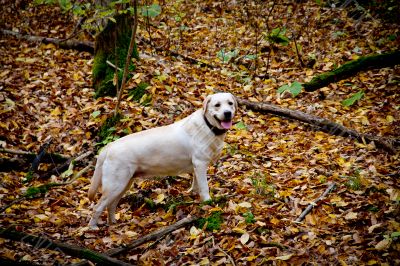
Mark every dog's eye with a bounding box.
[228,101,233,106]
[215,103,221,107]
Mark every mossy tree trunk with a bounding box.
[93,3,139,98]
[303,50,400,92]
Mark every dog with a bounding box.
[87,93,237,228]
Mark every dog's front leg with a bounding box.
[193,160,211,201]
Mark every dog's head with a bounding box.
[203,93,237,130]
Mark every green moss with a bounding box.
[128,82,149,102]
[98,113,123,145]
[93,18,139,98]
[197,211,223,231]
[24,183,59,198]
[92,51,107,80]
[304,50,400,91]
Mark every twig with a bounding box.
[41,151,93,180]
[295,183,336,222]
[292,32,304,68]
[212,236,236,266]
[114,0,138,117]
[106,60,122,71]
[0,227,133,266]
[28,138,53,174]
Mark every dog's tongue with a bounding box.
[221,120,233,129]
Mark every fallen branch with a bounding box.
[0,162,93,213]
[295,183,336,222]
[303,50,400,91]
[72,215,197,266]
[25,138,53,182]
[0,148,69,163]
[237,97,396,153]
[0,227,133,266]
[40,151,93,180]
[0,29,94,53]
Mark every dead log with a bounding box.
[303,50,400,91]
[71,215,197,266]
[0,148,69,164]
[40,151,93,180]
[25,138,53,182]
[0,227,133,266]
[0,29,94,53]
[237,97,396,153]
[295,183,336,222]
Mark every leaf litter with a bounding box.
[0,0,399,265]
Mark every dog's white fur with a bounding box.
[88,93,237,228]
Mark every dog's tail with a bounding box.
[88,148,107,201]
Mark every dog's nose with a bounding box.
[224,111,232,120]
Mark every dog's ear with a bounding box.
[231,94,238,111]
[203,95,211,114]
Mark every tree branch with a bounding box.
[237,97,396,153]
[303,50,400,91]
[295,183,336,222]
[0,29,94,53]
[0,227,133,266]
[114,0,138,116]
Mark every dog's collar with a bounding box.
[203,115,228,136]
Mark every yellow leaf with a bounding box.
[375,239,391,250]
[199,258,210,265]
[275,254,293,260]
[51,107,61,116]
[190,226,201,238]
[154,193,165,204]
[306,69,314,76]
[125,231,138,238]
[73,72,80,81]
[240,232,250,245]
[344,212,358,220]
[238,202,252,208]
[386,115,394,123]
[270,217,280,225]
[232,227,246,234]
[34,214,49,222]
[246,255,259,261]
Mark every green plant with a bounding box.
[265,27,290,46]
[140,4,161,18]
[342,170,363,190]
[277,81,303,97]
[96,113,123,149]
[197,212,223,231]
[128,82,151,106]
[243,212,256,224]
[250,173,275,198]
[341,90,364,107]
[217,49,239,64]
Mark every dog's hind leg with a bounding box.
[89,164,135,228]
[107,178,134,224]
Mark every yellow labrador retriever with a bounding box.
[88,93,237,228]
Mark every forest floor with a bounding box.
[0,0,399,265]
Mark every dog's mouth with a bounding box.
[214,115,233,129]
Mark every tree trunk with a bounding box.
[93,3,139,98]
[303,50,400,91]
